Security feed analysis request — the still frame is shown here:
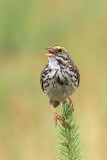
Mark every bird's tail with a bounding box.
[50,100,65,108]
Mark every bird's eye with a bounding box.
[58,49,62,52]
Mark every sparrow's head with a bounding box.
[45,45,70,61]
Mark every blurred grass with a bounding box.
[0,0,107,160]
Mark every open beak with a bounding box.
[44,47,55,58]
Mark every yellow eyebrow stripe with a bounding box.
[52,46,65,51]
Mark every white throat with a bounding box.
[48,57,60,70]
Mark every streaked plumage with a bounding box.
[40,45,80,108]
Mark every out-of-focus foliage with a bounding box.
[0,0,107,160]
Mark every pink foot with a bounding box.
[66,97,74,112]
[50,103,64,127]
[54,112,64,127]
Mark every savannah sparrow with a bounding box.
[40,45,80,125]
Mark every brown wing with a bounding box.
[66,59,80,87]
[40,64,48,93]
[40,72,44,92]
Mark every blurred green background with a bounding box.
[0,0,107,160]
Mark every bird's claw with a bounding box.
[66,97,74,112]
[54,113,64,127]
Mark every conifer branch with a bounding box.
[57,103,82,160]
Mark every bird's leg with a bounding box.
[50,103,64,127]
[66,97,74,112]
